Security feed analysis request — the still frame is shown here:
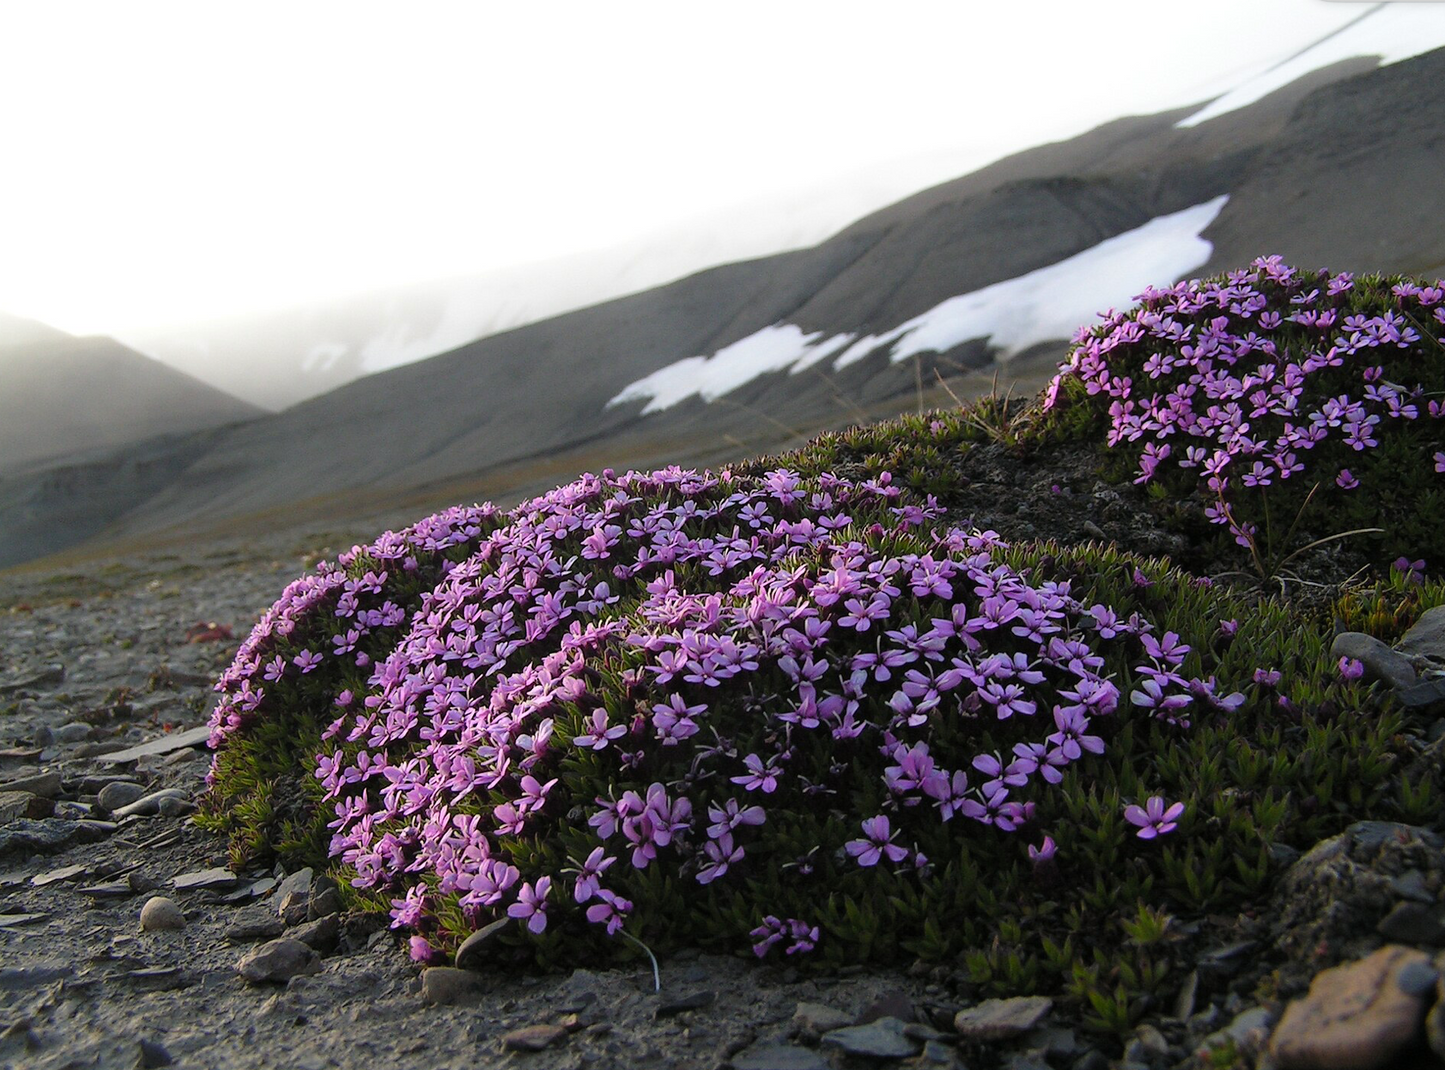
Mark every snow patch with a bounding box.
[1178,6,1445,128]
[609,195,1229,415]
[302,341,351,374]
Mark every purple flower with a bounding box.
[706,798,766,839]
[1028,835,1057,864]
[697,832,744,884]
[585,889,632,935]
[507,876,552,934]
[1337,657,1365,681]
[1393,557,1426,584]
[292,650,323,674]
[750,915,787,957]
[785,918,819,955]
[730,753,780,794]
[573,709,627,750]
[1124,797,1184,840]
[844,815,909,867]
[571,847,616,903]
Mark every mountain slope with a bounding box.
[0,330,266,475]
[5,44,1444,569]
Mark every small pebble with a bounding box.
[420,967,483,1005]
[137,1038,173,1068]
[654,989,714,1018]
[236,938,321,984]
[140,896,186,932]
[96,781,146,812]
[500,1023,567,1051]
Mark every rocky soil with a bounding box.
[4,515,1445,1070]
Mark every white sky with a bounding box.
[0,1,1408,338]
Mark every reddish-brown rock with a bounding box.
[1269,944,1432,1069]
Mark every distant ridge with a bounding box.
[0,324,266,475]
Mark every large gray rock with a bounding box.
[274,867,314,923]
[0,817,109,858]
[1399,606,1445,665]
[288,914,339,952]
[113,788,191,819]
[454,917,510,971]
[0,791,53,822]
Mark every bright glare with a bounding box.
[0,1,1376,337]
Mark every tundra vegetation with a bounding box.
[200,259,1445,1034]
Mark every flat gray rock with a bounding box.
[0,771,62,797]
[954,996,1053,1040]
[97,725,212,764]
[421,966,484,1005]
[732,1043,832,1070]
[0,817,104,858]
[0,665,64,694]
[820,1017,919,1058]
[30,863,87,887]
[171,866,238,891]
[793,1000,853,1036]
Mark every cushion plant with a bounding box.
[1042,256,1445,577]
[201,261,1445,1035]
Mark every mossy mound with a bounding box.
[203,462,1440,1030]
[201,260,1445,1033]
[1040,257,1445,576]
